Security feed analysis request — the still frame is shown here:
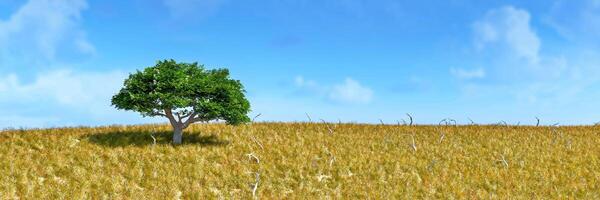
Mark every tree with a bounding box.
[111,59,251,144]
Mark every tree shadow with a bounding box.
[84,130,229,147]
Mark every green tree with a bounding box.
[111,59,251,144]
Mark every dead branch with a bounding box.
[252,113,262,123]
[320,119,334,134]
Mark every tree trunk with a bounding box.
[173,126,183,145]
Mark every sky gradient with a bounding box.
[1,0,600,128]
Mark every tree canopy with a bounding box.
[112,59,251,131]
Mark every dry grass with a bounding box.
[1,123,600,199]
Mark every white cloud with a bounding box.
[329,78,373,104]
[295,76,373,104]
[0,70,162,128]
[547,0,600,40]
[0,0,137,128]
[473,6,540,64]
[294,75,321,92]
[0,0,93,68]
[464,5,600,107]
[163,0,226,19]
[450,67,485,80]
[0,70,125,111]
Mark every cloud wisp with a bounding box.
[295,76,373,104]
[463,5,600,106]
[450,67,485,80]
[0,0,150,128]
[473,6,540,65]
[0,0,94,69]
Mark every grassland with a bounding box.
[1,123,600,199]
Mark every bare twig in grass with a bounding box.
[497,155,509,168]
[251,172,260,199]
[566,139,573,150]
[150,133,157,145]
[406,113,413,126]
[316,174,332,182]
[552,123,560,127]
[246,153,260,164]
[439,118,456,126]
[438,118,458,126]
[324,147,335,167]
[439,119,448,126]
[410,134,417,152]
[329,155,336,167]
[439,131,445,144]
[379,119,385,125]
[252,113,262,123]
[250,135,264,150]
[401,119,407,125]
[516,121,520,126]
[468,118,476,125]
[536,117,540,127]
[498,120,508,127]
[396,120,401,126]
[320,119,334,134]
[305,113,312,123]
[448,119,457,127]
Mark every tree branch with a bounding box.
[176,112,182,123]
[181,111,194,119]
[164,109,179,127]
[183,112,203,128]
[153,112,167,117]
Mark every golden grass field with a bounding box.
[1,122,600,199]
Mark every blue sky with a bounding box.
[1,0,600,127]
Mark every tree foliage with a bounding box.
[112,59,251,129]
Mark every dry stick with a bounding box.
[438,131,445,144]
[439,119,449,126]
[305,113,312,123]
[379,119,385,125]
[329,155,336,167]
[410,134,417,152]
[468,118,476,125]
[250,135,264,150]
[498,120,508,127]
[246,153,260,164]
[252,113,262,123]
[150,133,157,145]
[536,117,540,127]
[448,119,457,127]
[406,113,413,126]
[498,155,509,168]
[320,119,334,134]
[252,172,260,199]
[324,147,336,167]
[316,174,332,182]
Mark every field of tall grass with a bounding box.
[1,122,599,199]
